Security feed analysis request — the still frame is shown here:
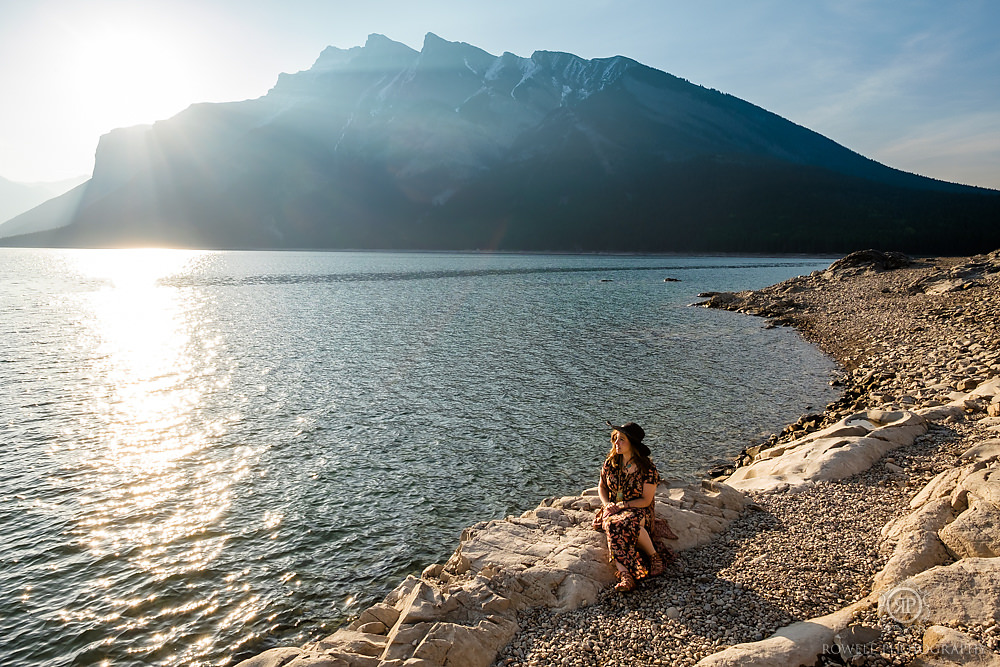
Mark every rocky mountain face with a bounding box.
[4,33,998,253]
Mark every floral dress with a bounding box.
[594,457,660,580]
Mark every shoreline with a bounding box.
[235,249,1000,667]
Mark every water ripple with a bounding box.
[159,259,822,288]
[0,249,838,667]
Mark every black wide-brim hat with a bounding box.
[607,420,650,457]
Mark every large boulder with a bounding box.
[910,466,977,510]
[439,503,615,612]
[881,558,1000,625]
[826,250,912,274]
[874,498,956,592]
[241,480,749,667]
[882,498,955,542]
[873,529,953,593]
[440,480,746,612]
[960,467,1000,507]
[911,626,1000,667]
[652,480,747,552]
[939,499,1000,559]
[411,616,518,666]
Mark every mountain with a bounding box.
[3,33,998,253]
[0,175,88,232]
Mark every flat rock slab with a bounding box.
[439,479,748,612]
[725,410,927,493]
[234,480,750,667]
[911,625,1000,666]
[881,558,1000,626]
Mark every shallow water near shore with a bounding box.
[0,249,839,666]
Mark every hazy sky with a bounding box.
[1,0,998,188]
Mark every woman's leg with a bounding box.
[637,518,665,576]
[605,533,630,575]
[603,513,644,581]
[637,519,655,557]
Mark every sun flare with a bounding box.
[62,14,196,129]
[74,247,203,289]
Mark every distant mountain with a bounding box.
[0,175,88,233]
[3,33,998,253]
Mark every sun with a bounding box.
[62,13,197,132]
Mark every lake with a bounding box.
[0,249,839,666]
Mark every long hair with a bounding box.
[605,436,653,479]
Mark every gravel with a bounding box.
[493,250,1000,666]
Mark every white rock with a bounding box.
[885,558,1000,625]
[918,625,1000,666]
[939,500,1000,559]
[233,648,304,667]
[285,655,352,667]
[350,603,401,632]
[959,440,1000,464]
[695,599,869,666]
[309,629,386,656]
[411,616,517,667]
[882,498,955,542]
[911,467,968,510]
[726,411,927,493]
[961,468,1000,507]
[873,529,952,593]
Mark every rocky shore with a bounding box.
[236,250,1000,667]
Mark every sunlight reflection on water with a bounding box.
[51,249,259,663]
[0,249,841,667]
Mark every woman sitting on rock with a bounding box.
[593,421,674,592]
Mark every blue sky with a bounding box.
[1,0,997,188]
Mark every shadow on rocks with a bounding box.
[494,507,803,666]
[631,505,800,645]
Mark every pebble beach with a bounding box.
[236,249,1000,667]
[493,250,1000,667]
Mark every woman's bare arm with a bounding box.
[598,475,612,506]
[627,482,656,509]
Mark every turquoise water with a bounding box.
[0,249,839,666]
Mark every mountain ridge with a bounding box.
[3,32,997,253]
[0,174,88,230]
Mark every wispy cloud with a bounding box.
[875,112,1000,188]
[804,29,957,130]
